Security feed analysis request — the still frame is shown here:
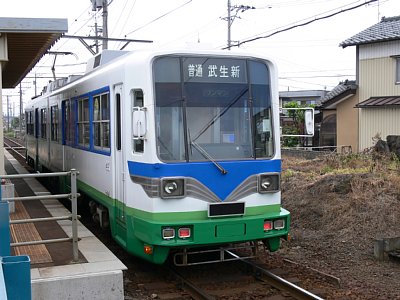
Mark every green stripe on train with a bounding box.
[76,179,282,221]
[75,179,290,264]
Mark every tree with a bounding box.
[11,117,19,129]
[281,101,314,147]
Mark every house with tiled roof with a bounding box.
[279,90,327,107]
[319,15,400,152]
[319,80,358,151]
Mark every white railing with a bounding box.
[1,170,80,262]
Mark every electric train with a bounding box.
[25,48,290,264]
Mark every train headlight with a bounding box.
[161,178,185,199]
[258,173,280,193]
[273,219,285,230]
[162,228,175,240]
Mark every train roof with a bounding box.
[40,47,276,96]
[85,50,130,73]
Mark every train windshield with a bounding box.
[154,56,274,162]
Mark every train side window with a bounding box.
[26,111,34,135]
[116,94,121,151]
[77,98,90,148]
[93,93,110,151]
[35,108,39,138]
[133,89,144,153]
[25,112,29,134]
[62,100,69,145]
[40,108,47,139]
[50,105,59,142]
[29,112,34,135]
[62,99,75,145]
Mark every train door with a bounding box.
[114,84,126,225]
[34,108,39,170]
[61,99,70,172]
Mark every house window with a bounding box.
[51,105,59,142]
[77,98,90,148]
[93,93,110,151]
[40,108,47,139]
[396,58,400,84]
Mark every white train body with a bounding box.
[25,48,289,264]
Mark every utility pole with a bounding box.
[91,0,108,51]
[19,83,23,138]
[6,95,9,132]
[227,0,232,50]
[226,1,255,50]
[102,0,108,50]
[33,73,37,97]
[94,19,99,53]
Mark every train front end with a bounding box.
[125,52,289,264]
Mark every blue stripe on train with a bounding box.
[128,160,281,201]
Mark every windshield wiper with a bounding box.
[190,139,228,175]
[192,87,249,142]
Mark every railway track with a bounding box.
[77,212,335,300]
[164,248,325,300]
[4,136,26,161]
[3,137,332,299]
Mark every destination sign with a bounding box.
[183,57,247,83]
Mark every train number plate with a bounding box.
[208,202,245,217]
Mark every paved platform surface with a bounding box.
[4,151,127,300]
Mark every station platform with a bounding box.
[4,151,127,299]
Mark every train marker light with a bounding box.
[164,182,178,194]
[161,178,185,199]
[178,227,191,239]
[162,228,175,240]
[258,173,280,193]
[264,220,273,231]
[144,245,153,255]
[274,219,285,230]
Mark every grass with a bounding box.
[282,152,400,241]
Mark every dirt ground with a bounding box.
[278,152,400,299]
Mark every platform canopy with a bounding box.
[0,17,68,88]
[0,17,68,175]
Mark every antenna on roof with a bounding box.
[47,51,78,81]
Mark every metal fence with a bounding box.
[1,169,80,262]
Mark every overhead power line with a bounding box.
[225,0,378,49]
[280,74,354,79]
[124,0,192,37]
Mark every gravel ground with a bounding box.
[278,153,400,299]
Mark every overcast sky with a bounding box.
[1,0,399,113]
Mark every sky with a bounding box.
[1,0,399,115]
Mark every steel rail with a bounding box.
[3,138,26,160]
[167,266,215,300]
[3,137,25,148]
[4,146,25,150]
[225,250,324,300]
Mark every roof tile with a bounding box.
[356,96,400,108]
[340,16,400,48]
[321,80,357,103]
